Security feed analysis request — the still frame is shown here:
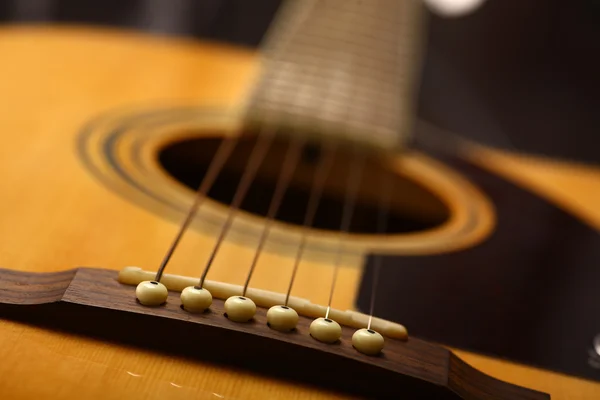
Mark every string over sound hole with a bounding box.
[158,136,450,235]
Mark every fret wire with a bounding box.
[289,15,403,48]
[252,0,318,115]
[325,146,366,319]
[242,136,305,296]
[367,170,394,330]
[264,32,407,79]
[222,0,358,303]
[262,0,360,306]
[250,0,420,152]
[277,30,404,62]
[264,67,404,98]
[266,0,406,50]
[280,0,364,308]
[236,0,324,299]
[311,0,403,26]
[154,136,238,282]
[198,129,274,288]
[284,141,337,306]
[257,93,401,123]
[314,2,371,319]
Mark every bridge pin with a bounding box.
[267,305,298,331]
[352,328,384,355]
[224,296,256,322]
[135,281,168,306]
[309,317,341,343]
[180,286,212,313]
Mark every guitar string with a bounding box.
[198,129,275,288]
[152,1,420,309]
[362,1,415,328]
[367,169,393,330]
[241,136,306,296]
[154,136,238,282]
[325,146,366,319]
[284,142,337,306]
[242,0,350,303]
[151,0,309,284]
[320,0,371,320]
[210,0,382,306]
[199,0,318,291]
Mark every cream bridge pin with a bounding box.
[121,266,407,340]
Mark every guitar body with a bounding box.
[0,26,599,399]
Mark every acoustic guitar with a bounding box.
[0,1,599,399]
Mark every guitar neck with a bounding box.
[243,0,426,153]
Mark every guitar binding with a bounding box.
[0,267,549,399]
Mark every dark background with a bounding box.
[0,0,598,164]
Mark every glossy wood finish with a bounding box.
[0,26,599,399]
[0,267,548,400]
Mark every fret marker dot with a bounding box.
[267,305,299,331]
[180,286,212,313]
[352,328,385,355]
[224,295,256,322]
[136,280,168,306]
[309,317,342,343]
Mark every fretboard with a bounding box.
[244,0,425,153]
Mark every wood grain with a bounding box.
[0,25,598,399]
[0,267,549,400]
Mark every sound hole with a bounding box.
[158,135,450,235]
